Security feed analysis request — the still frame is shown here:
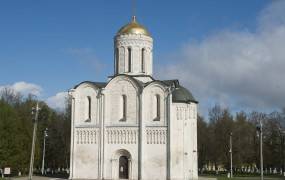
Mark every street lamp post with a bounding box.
[278,127,285,176]
[229,132,233,178]
[28,102,40,180]
[283,134,285,177]
[41,128,48,175]
[281,132,285,176]
[257,119,264,180]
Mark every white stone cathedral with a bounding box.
[69,16,198,180]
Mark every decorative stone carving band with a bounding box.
[115,40,153,48]
[76,128,99,144]
[176,106,196,120]
[106,127,138,144]
[146,127,167,144]
[116,34,153,42]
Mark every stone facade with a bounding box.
[69,17,198,180]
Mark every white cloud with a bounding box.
[0,81,43,97]
[46,92,68,111]
[0,81,67,111]
[157,1,285,114]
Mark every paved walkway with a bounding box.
[199,176,284,180]
[224,177,285,180]
[10,175,284,180]
[10,176,66,180]
[10,176,216,180]
[12,177,217,180]
[199,177,217,180]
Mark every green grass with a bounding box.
[199,174,285,180]
[216,177,285,180]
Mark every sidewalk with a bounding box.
[10,176,66,180]
[12,177,216,180]
[199,177,217,180]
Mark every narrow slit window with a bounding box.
[86,96,91,122]
[128,48,132,72]
[141,48,145,72]
[120,95,127,121]
[154,95,160,121]
[116,48,119,73]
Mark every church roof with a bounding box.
[161,80,198,104]
[145,79,197,104]
[74,81,107,89]
[74,78,197,104]
[108,74,145,89]
[172,85,198,104]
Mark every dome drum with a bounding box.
[114,16,153,76]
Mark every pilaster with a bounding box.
[69,94,75,179]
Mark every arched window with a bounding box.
[120,95,127,121]
[128,47,132,72]
[116,48,119,74]
[153,94,160,121]
[85,96,91,122]
[141,48,145,72]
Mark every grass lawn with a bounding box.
[216,176,285,180]
[200,174,285,180]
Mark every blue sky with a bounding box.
[1,0,285,115]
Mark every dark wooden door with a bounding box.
[119,156,128,179]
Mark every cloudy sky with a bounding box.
[0,0,284,115]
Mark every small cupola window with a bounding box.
[141,48,145,72]
[116,48,119,74]
[128,48,132,72]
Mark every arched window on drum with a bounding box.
[128,47,132,72]
[115,48,119,74]
[141,48,145,72]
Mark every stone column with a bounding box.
[166,89,173,179]
[111,159,117,179]
[138,92,143,179]
[102,93,106,178]
[98,90,105,179]
[128,158,132,180]
[68,91,75,179]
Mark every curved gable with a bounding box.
[105,74,142,93]
[104,74,140,126]
[74,81,106,91]
[143,80,168,92]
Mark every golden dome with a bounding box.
[117,16,151,37]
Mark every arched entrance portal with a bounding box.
[119,156,129,179]
[112,149,132,179]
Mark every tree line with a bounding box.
[198,105,285,173]
[1,87,285,175]
[0,88,70,175]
